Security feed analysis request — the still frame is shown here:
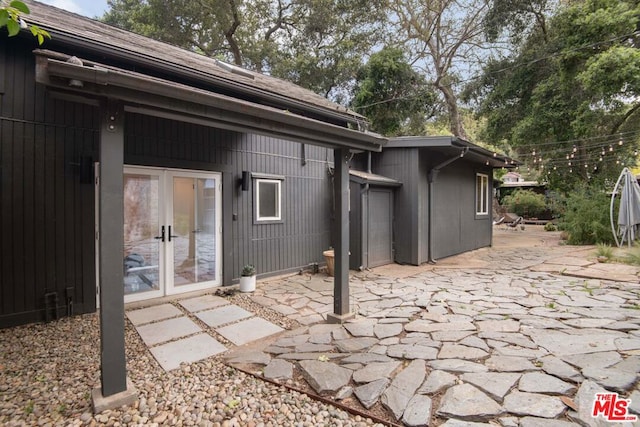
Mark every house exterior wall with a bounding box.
[429,158,493,260]
[0,37,99,328]
[0,37,334,328]
[372,149,423,265]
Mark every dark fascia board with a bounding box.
[36,54,386,152]
[22,0,366,127]
[388,135,520,168]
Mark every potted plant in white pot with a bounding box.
[239,264,256,292]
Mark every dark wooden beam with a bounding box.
[328,148,352,322]
[98,99,127,396]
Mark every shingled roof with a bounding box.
[22,0,366,126]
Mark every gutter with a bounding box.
[36,55,386,152]
[30,29,365,127]
[427,147,469,263]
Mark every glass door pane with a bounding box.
[123,172,163,300]
[170,175,218,291]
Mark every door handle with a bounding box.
[154,225,165,242]
[168,225,179,242]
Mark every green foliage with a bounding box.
[103,0,386,99]
[595,243,613,259]
[241,264,256,276]
[544,222,557,231]
[624,248,640,266]
[559,186,615,245]
[502,189,547,218]
[351,47,437,136]
[469,0,640,192]
[0,1,50,44]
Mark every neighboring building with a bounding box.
[349,136,517,269]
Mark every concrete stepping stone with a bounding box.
[571,379,618,427]
[381,359,426,421]
[459,336,490,352]
[178,294,228,313]
[431,330,476,341]
[436,383,502,421]
[273,334,309,347]
[429,359,489,373]
[126,303,182,326]
[298,360,352,394]
[295,343,334,353]
[352,361,401,383]
[476,319,521,332]
[278,352,346,360]
[216,317,284,345]
[196,305,253,328]
[136,316,201,346]
[518,372,576,395]
[503,391,566,418]
[628,390,640,415]
[403,394,432,427]
[418,370,458,394]
[150,333,226,371]
[354,378,389,409]
[477,331,537,348]
[537,355,583,382]
[439,420,495,426]
[460,372,521,402]
[263,359,293,380]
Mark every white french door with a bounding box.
[123,167,222,303]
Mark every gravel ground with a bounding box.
[0,296,384,427]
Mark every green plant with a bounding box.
[595,243,614,260]
[24,400,34,414]
[544,222,557,231]
[558,186,616,245]
[624,248,640,266]
[241,264,256,276]
[502,189,547,218]
[0,1,50,44]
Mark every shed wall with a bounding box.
[372,149,422,265]
[430,158,493,259]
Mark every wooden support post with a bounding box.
[93,100,137,412]
[327,148,353,323]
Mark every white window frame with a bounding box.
[476,173,489,216]
[255,178,282,222]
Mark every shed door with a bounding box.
[367,189,394,267]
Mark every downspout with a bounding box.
[360,151,372,269]
[428,147,469,263]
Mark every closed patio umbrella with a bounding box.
[611,167,640,247]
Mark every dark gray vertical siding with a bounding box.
[431,160,492,259]
[123,114,332,282]
[348,181,362,269]
[374,149,421,265]
[1,37,98,327]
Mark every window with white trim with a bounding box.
[476,173,489,215]
[255,179,281,221]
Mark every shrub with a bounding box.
[595,243,613,260]
[502,189,547,218]
[559,186,615,245]
[544,222,557,231]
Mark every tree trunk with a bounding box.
[438,83,468,139]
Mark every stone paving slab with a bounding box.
[195,304,253,328]
[178,294,229,312]
[126,303,183,326]
[149,333,227,371]
[135,316,201,346]
[216,317,284,345]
